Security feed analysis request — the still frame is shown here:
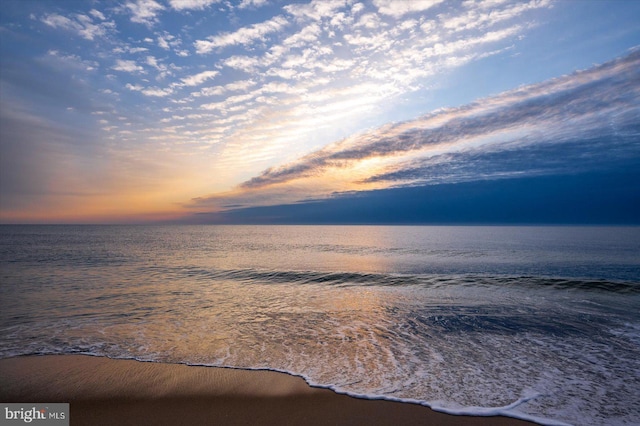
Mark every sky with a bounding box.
[0,0,638,224]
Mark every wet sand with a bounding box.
[0,355,537,425]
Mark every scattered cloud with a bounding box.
[238,0,270,9]
[89,9,106,21]
[374,0,444,18]
[158,31,184,50]
[443,0,550,32]
[112,59,145,73]
[10,0,637,223]
[194,16,289,53]
[284,0,350,21]
[181,70,219,86]
[41,13,115,40]
[168,0,220,11]
[221,54,263,71]
[126,83,144,91]
[191,79,257,97]
[234,51,639,193]
[125,0,165,26]
[141,87,174,97]
[45,50,99,72]
[157,35,170,50]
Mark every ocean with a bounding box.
[1,225,638,425]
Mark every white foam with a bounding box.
[427,393,573,426]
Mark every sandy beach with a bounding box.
[0,355,536,425]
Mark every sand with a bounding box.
[0,355,537,425]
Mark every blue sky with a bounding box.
[0,0,638,223]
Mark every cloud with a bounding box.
[354,12,384,29]
[442,0,550,32]
[194,16,289,53]
[362,131,640,186]
[221,55,263,72]
[168,0,220,11]
[181,70,219,86]
[89,9,106,20]
[112,59,145,73]
[156,37,169,51]
[126,83,144,91]
[201,93,255,111]
[374,0,445,18]
[191,79,257,97]
[45,50,99,72]
[282,23,322,47]
[236,50,640,191]
[141,87,174,97]
[284,0,350,21]
[238,0,269,9]
[41,12,115,40]
[145,55,162,69]
[155,31,184,52]
[127,82,174,97]
[125,0,165,25]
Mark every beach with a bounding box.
[0,355,536,425]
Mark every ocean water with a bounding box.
[1,225,639,425]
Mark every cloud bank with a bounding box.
[191,49,640,211]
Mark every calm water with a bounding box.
[1,225,639,425]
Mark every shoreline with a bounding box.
[0,355,538,425]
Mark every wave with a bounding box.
[147,265,640,294]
